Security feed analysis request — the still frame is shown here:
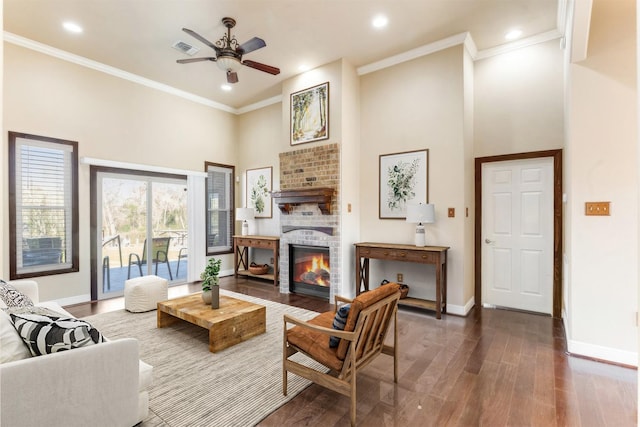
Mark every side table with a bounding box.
[233,235,280,287]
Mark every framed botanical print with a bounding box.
[290,82,329,145]
[246,166,272,218]
[379,149,429,219]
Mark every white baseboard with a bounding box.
[567,339,638,367]
[446,296,475,316]
[220,269,234,277]
[54,294,92,307]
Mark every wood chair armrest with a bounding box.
[283,314,356,342]
[334,295,353,305]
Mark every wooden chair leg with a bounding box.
[350,377,356,427]
[349,352,357,426]
[393,311,398,383]
[283,368,288,396]
[283,319,288,396]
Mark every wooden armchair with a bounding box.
[283,283,401,426]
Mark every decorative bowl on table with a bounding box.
[249,262,269,275]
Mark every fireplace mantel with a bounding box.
[270,187,334,215]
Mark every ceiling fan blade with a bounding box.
[237,37,266,55]
[242,60,280,75]
[176,57,217,64]
[227,71,239,84]
[182,28,221,53]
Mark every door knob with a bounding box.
[485,238,494,244]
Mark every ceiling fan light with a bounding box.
[216,56,239,72]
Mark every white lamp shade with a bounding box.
[406,203,435,224]
[236,207,255,221]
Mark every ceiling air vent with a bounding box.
[172,40,199,56]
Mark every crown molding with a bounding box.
[475,30,563,60]
[236,95,283,114]
[6,22,563,114]
[463,33,478,58]
[3,31,238,114]
[357,32,470,76]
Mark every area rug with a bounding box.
[82,290,326,427]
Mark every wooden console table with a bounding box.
[233,235,279,287]
[355,242,449,319]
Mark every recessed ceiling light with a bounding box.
[505,29,523,41]
[372,14,388,29]
[298,64,310,72]
[221,84,232,92]
[63,21,83,34]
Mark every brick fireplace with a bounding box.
[275,143,340,300]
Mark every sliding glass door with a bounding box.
[95,169,187,299]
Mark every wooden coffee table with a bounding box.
[157,293,266,353]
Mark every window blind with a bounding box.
[206,163,234,254]
[15,138,73,271]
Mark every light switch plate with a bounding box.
[585,201,610,216]
[448,208,455,218]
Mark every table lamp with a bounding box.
[406,203,435,247]
[236,207,255,236]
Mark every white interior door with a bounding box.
[481,157,554,314]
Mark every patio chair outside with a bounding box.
[22,237,63,267]
[127,237,173,280]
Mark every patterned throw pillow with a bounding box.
[329,304,350,348]
[0,280,34,308]
[9,309,103,357]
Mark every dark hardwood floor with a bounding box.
[65,276,637,426]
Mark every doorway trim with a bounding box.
[474,149,563,318]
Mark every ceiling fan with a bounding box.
[176,17,280,84]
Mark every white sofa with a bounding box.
[0,280,152,427]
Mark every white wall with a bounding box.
[3,43,237,302]
[474,39,565,157]
[359,46,469,311]
[0,3,4,280]
[462,47,475,308]
[237,102,282,240]
[566,0,638,365]
[339,59,361,298]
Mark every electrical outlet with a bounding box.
[448,208,455,217]
[270,257,274,264]
[397,273,403,283]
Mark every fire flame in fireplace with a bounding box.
[299,255,330,287]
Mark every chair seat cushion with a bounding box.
[286,311,343,372]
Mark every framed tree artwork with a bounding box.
[379,149,429,219]
[290,82,329,145]
[246,166,272,218]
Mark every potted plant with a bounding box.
[201,258,222,308]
